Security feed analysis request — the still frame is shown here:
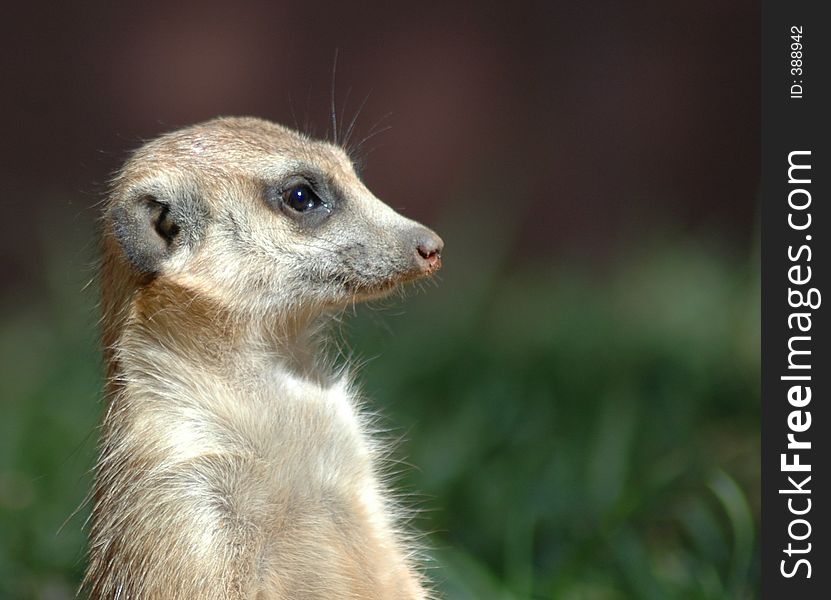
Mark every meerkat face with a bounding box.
[106,117,443,319]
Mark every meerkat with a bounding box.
[83,116,443,599]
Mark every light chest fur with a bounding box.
[90,295,423,599]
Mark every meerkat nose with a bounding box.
[413,228,444,273]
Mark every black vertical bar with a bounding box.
[762,1,829,597]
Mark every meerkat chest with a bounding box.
[238,366,374,485]
[127,353,375,494]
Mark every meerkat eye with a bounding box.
[282,185,322,212]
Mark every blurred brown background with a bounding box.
[2,0,757,282]
[1,2,760,598]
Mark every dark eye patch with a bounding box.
[263,172,341,229]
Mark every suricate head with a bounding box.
[103,116,443,322]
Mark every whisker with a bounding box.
[330,48,340,145]
[343,90,373,152]
[355,139,390,165]
[303,83,314,137]
[287,92,300,134]
[339,86,353,145]
[353,125,393,166]
[355,113,393,152]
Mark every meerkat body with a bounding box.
[84,117,443,599]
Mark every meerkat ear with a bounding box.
[110,193,184,274]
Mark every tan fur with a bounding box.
[84,117,442,599]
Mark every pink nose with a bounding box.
[413,229,444,273]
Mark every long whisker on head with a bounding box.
[339,86,353,146]
[343,90,373,154]
[303,83,314,137]
[330,48,340,145]
[287,92,300,134]
[353,115,393,161]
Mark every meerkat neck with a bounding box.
[107,280,328,395]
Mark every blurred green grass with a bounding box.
[0,216,759,599]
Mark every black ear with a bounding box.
[110,194,181,274]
